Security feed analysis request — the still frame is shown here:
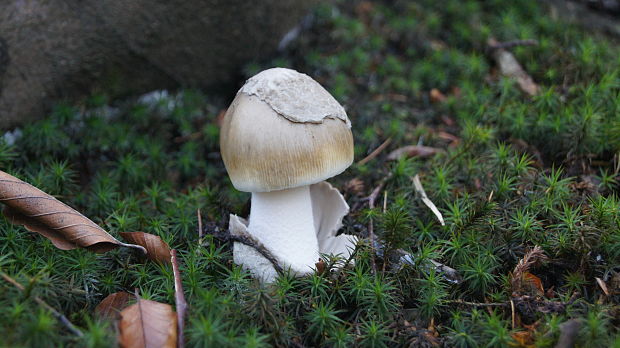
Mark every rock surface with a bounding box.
[0,0,316,129]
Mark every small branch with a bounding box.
[229,230,285,275]
[0,271,83,337]
[488,39,538,50]
[196,208,203,246]
[171,250,187,348]
[444,299,510,308]
[358,137,392,166]
[366,175,391,273]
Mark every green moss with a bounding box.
[1,0,620,346]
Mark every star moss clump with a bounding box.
[1,0,620,346]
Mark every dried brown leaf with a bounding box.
[511,246,548,295]
[595,277,610,296]
[0,171,144,253]
[523,272,545,295]
[387,145,443,161]
[511,330,535,347]
[118,298,177,348]
[120,232,171,264]
[95,292,132,320]
[429,88,447,103]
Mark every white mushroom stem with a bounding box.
[247,185,319,275]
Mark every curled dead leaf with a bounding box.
[95,292,132,320]
[0,171,144,253]
[119,298,177,348]
[595,277,610,296]
[315,259,326,275]
[510,330,535,347]
[120,232,171,264]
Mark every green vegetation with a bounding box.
[1,0,620,346]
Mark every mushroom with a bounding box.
[220,68,357,282]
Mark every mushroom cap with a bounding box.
[220,68,354,192]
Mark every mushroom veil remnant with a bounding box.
[220,67,358,282]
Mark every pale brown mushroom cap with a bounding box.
[220,68,354,192]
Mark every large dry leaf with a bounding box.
[95,292,132,320]
[120,232,171,264]
[0,171,144,253]
[119,298,177,348]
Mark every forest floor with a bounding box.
[1,0,619,347]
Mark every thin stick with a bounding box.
[196,208,203,245]
[171,250,187,348]
[358,138,392,165]
[229,233,285,275]
[1,271,83,337]
[488,39,538,50]
[510,299,516,329]
[444,299,509,308]
[382,191,387,213]
[366,180,386,273]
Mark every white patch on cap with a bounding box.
[239,67,350,127]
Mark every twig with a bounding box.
[444,299,509,308]
[171,250,187,348]
[196,208,203,246]
[488,39,538,50]
[366,175,391,273]
[0,271,83,337]
[229,229,285,275]
[510,299,516,329]
[358,137,392,165]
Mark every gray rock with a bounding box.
[0,0,317,129]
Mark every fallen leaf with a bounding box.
[387,145,443,161]
[595,277,610,296]
[436,131,460,147]
[489,38,540,96]
[440,115,455,126]
[0,171,144,253]
[120,232,171,264]
[95,292,132,320]
[510,330,535,347]
[511,246,548,296]
[429,88,447,103]
[315,259,326,275]
[119,298,177,348]
[523,272,544,295]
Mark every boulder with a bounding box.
[0,0,316,129]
